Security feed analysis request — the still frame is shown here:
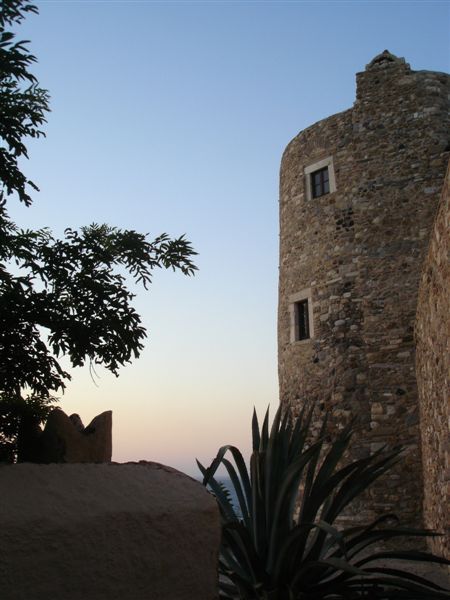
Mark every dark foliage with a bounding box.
[0,0,197,460]
[0,393,54,462]
[198,407,450,599]
[0,0,48,206]
[0,216,196,397]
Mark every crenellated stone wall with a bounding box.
[415,161,450,558]
[278,51,450,526]
[28,408,113,463]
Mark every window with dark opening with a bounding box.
[295,299,310,341]
[311,166,330,198]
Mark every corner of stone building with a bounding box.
[415,159,450,560]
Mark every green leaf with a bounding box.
[199,406,450,599]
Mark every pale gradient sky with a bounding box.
[10,0,450,475]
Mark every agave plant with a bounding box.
[197,406,450,599]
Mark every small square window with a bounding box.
[304,157,336,201]
[295,299,310,341]
[311,167,330,198]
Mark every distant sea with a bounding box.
[197,476,242,517]
[217,477,240,514]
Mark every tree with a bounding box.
[0,0,197,460]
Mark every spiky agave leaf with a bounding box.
[196,458,237,522]
[198,407,450,599]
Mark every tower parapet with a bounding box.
[278,52,450,525]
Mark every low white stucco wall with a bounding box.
[0,462,220,600]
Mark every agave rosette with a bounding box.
[197,407,450,599]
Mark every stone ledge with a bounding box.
[0,462,220,600]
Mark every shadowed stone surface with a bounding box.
[33,408,112,463]
[0,462,220,599]
[416,162,450,560]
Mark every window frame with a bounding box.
[295,299,310,340]
[304,156,336,201]
[289,289,314,344]
[311,166,330,198]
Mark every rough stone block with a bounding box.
[0,462,220,599]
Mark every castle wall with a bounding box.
[278,52,450,525]
[0,462,220,599]
[416,161,450,558]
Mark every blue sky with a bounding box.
[10,0,450,474]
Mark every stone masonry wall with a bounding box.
[278,51,450,526]
[415,161,450,558]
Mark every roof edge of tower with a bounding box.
[365,50,409,71]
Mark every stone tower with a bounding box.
[278,51,449,526]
